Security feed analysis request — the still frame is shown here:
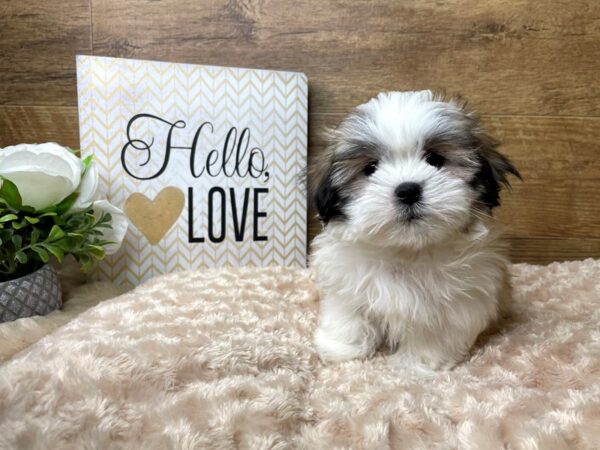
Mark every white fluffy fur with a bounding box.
[312,91,511,370]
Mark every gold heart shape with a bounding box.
[124,187,185,245]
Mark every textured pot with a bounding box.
[0,265,62,323]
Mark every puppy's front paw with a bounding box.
[314,328,375,362]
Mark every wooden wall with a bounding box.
[1,0,599,264]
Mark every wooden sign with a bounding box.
[76,55,307,287]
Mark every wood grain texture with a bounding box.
[0,0,91,106]
[1,0,599,263]
[91,0,600,116]
[0,106,80,148]
[509,238,600,265]
[488,116,600,239]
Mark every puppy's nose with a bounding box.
[395,182,422,205]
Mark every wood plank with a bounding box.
[92,0,600,116]
[509,237,600,265]
[0,0,90,106]
[308,113,600,240]
[488,116,600,239]
[0,106,80,149]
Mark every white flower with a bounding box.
[91,200,128,255]
[0,143,82,210]
[70,163,100,212]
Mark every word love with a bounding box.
[121,113,270,182]
[188,187,268,243]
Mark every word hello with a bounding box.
[121,113,270,182]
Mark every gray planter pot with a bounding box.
[0,265,62,323]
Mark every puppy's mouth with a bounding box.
[405,212,423,224]
[399,205,425,224]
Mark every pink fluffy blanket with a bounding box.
[0,261,599,449]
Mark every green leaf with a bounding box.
[14,251,27,264]
[73,252,93,269]
[11,234,22,249]
[30,228,41,245]
[47,224,66,242]
[0,178,22,209]
[31,246,49,263]
[86,244,105,258]
[54,192,80,214]
[37,212,57,218]
[24,216,40,224]
[81,155,93,171]
[43,244,64,263]
[0,214,18,223]
[54,239,72,251]
[11,220,28,230]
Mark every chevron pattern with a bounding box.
[76,55,307,288]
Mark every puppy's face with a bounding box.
[312,91,520,249]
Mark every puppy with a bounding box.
[310,91,520,371]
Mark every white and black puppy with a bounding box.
[310,90,520,371]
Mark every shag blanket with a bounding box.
[0,261,599,449]
[0,281,124,364]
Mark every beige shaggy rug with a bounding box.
[0,282,124,364]
[0,261,599,449]
[0,261,125,363]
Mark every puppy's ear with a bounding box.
[315,169,342,223]
[310,149,346,224]
[472,131,521,210]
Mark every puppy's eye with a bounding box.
[363,160,378,176]
[425,151,445,169]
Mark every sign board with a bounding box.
[77,55,308,287]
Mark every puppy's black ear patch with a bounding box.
[314,166,346,224]
[471,134,521,210]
